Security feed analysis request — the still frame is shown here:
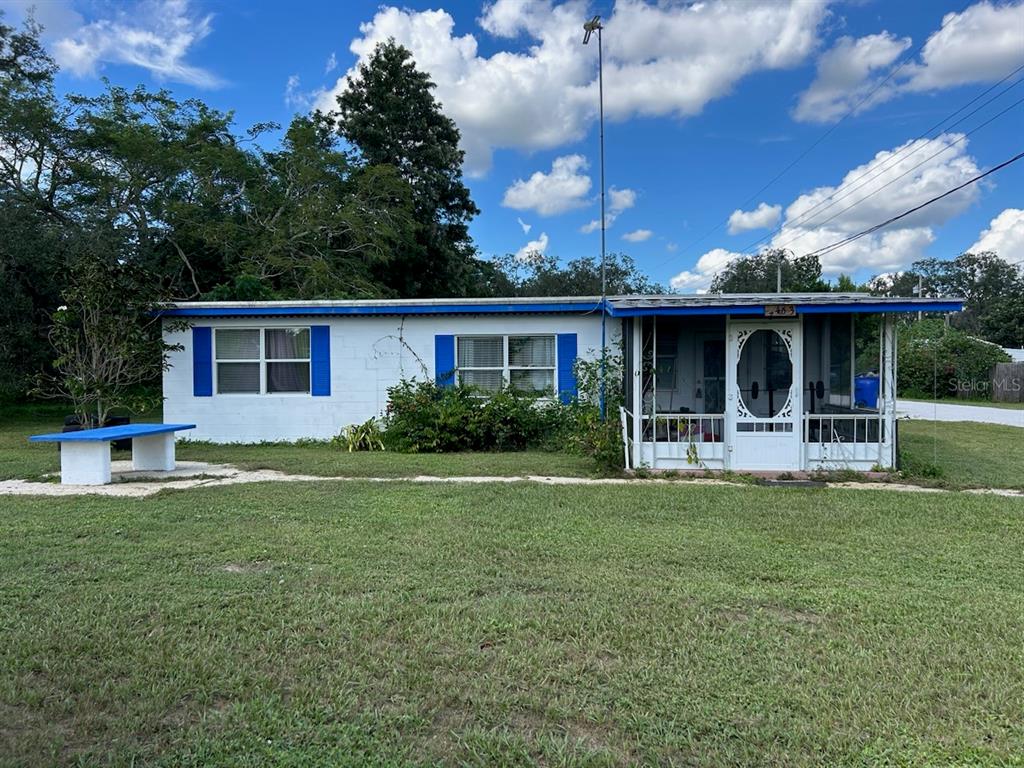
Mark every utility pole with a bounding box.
[583,15,607,418]
[918,274,923,322]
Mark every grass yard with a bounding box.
[0,404,597,482]
[4,403,1024,490]
[2,481,1023,766]
[898,420,1024,490]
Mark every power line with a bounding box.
[737,65,1024,256]
[801,149,1024,260]
[766,94,1024,254]
[664,25,933,263]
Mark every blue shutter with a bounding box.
[435,334,455,387]
[557,333,578,404]
[310,325,331,396]
[192,326,212,397]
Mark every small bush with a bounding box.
[333,418,385,452]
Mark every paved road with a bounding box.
[897,399,1024,428]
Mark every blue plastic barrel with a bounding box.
[854,375,880,409]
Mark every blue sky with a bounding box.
[4,0,1023,290]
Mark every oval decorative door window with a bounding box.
[737,329,793,418]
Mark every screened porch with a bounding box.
[619,310,899,472]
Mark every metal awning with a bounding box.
[605,293,964,316]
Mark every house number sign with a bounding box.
[764,304,796,318]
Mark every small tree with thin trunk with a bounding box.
[36,256,181,426]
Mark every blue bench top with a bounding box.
[29,423,196,443]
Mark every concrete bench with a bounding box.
[29,423,196,485]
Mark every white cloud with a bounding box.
[770,133,980,274]
[316,1,828,174]
[325,52,338,74]
[674,133,982,289]
[795,2,1024,124]
[581,185,637,233]
[597,0,826,121]
[622,228,652,242]
[0,0,84,37]
[794,32,911,123]
[51,0,222,88]
[516,217,532,234]
[727,202,783,234]
[502,154,591,216]
[515,231,549,261]
[670,248,742,292]
[969,208,1024,261]
[284,74,310,110]
[905,1,1024,92]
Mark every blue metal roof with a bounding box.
[158,294,964,318]
[159,298,604,317]
[605,294,964,316]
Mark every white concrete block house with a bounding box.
[161,293,962,472]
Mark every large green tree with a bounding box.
[709,249,828,293]
[869,252,1024,347]
[490,252,663,296]
[231,114,417,299]
[333,40,480,297]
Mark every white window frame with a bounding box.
[455,334,557,397]
[213,326,312,396]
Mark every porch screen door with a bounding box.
[726,320,801,470]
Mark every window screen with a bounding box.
[214,327,311,395]
[216,329,261,393]
[458,336,504,368]
[266,328,310,394]
[456,334,556,396]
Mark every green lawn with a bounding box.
[2,482,1023,766]
[4,404,1024,490]
[0,404,597,482]
[898,420,1024,490]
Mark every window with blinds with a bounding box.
[214,327,311,394]
[456,335,556,396]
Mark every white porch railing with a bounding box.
[619,406,635,470]
[641,413,725,445]
[803,413,890,468]
[620,408,725,470]
[803,414,885,444]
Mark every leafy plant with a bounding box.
[898,319,1010,400]
[334,419,385,452]
[33,256,181,426]
[561,350,627,472]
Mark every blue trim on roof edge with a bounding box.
[160,298,962,319]
[794,301,963,314]
[608,301,963,317]
[161,301,604,317]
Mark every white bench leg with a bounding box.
[61,442,111,485]
[132,433,175,471]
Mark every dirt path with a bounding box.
[1,461,1022,499]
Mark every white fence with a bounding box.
[803,414,890,468]
[620,408,725,469]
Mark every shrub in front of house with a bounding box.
[381,379,564,453]
[380,351,627,468]
[899,319,1011,400]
